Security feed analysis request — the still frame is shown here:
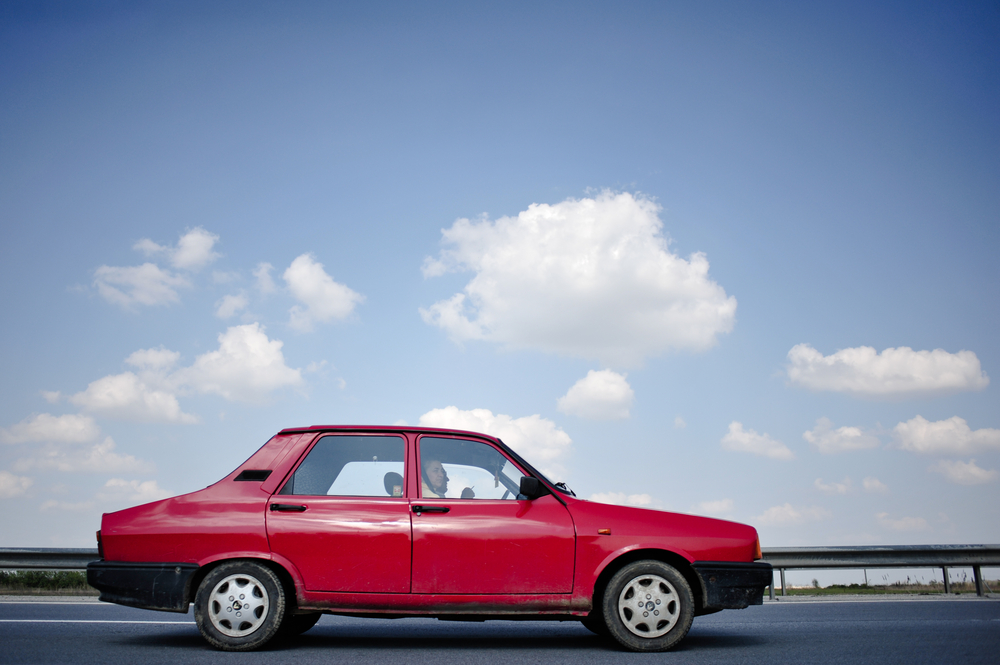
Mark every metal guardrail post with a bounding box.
[769,578,775,600]
[943,567,950,594]
[780,569,786,596]
[973,566,984,597]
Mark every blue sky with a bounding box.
[2,1,998,580]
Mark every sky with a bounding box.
[1,1,998,584]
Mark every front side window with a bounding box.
[279,435,405,497]
[418,437,525,500]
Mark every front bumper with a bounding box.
[692,561,772,610]
[87,561,199,613]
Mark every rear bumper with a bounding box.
[87,561,199,613]
[692,561,772,610]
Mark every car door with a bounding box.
[410,435,576,594]
[266,433,412,593]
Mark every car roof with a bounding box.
[276,425,500,441]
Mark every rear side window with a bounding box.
[279,435,405,497]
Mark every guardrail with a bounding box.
[2,545,998,598]
[761,545,1000,598]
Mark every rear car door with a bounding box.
[266,434,412,593]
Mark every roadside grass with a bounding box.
[0,571,98,596]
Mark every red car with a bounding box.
[88,425,771,652]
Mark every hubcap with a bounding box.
[617,573,680,638]
[208,573,269,638]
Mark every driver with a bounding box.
[421,458,475,499]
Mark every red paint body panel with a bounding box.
[96,426,765,617]
[267,498,411,593]
[411,494,575,594]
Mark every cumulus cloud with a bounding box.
[786,344,989,398]
[420,191,736,367]
[803,417,880,454]
[722,422,794,460]
[875,512,928,531]
[70,372,197,423]
[284,254,364,332]
[417,406,572,477]
[125,347,180,371]
[1,413,100,444]
[134,227,220,271]
[589,492,654,507]
[215,292,249,319]
[14,437,153,474]
[814,477,853,494]
[893,415,1000,455]
[863,476,889,493]
[254,262,277,294]
[93,263,190,308]
[178,323,303,402]
[754,503,831,526]
[691,499,734,516]
[674,416,686,429]
[557,370,634,420]
[0,471,33,498]
[929,459,998,485]
[98,478,172,505]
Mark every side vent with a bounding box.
[235,469,273,482]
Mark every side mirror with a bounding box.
[519,476,548,500]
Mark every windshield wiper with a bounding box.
[553,481,576,497]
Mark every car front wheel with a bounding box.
[601,560,694,652]
[194,561,286,651]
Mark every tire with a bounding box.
[194,561,286,651]
[278,611,322,638]
[601,560,694,652]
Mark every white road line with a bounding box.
[0,619,194,624]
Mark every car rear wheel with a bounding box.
[601,560,694,652]
[194,561,286,651]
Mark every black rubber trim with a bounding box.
[692,561,773,610]
[235,469,273,481]
[87,561,199,613]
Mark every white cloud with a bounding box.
[178,323,303,402]
[863,476,889,493]
[14,437,154,474]
[134,227,220,271]
[557,370,634,420]
[283,254,364,332]
[215,292,249,319]
[721,422,794,460]
[98,478,172,505]
[786,344,989,397]
[893,415,1000,455]
[589,492,653,507]
[690,498,734,516]
[803,417,880,454]
[417,406,572,477]
[125,346,180,371]
[0,471,33,498]
[253,262,277,294]
[754,503,831,526]
[674,416,686,429]
[929,459,998,485]
[814,477,853,494]
[93,263,190,308]
[875,512,928,531]
[420,191,736,367]
[70,372,197,423]
[41,391,61,404]
[1,413,100,444]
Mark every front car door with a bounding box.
[410,435,576,594]
[266,433,412,593]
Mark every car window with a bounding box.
[418,437,525,500]
[279,435,405,497]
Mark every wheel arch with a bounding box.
[187,556,300,611]
[591,549,707,615]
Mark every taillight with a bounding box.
[753,537,762,561]
[96,530,103,559]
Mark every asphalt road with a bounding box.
[1,596,998,664]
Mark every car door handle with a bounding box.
[412,505,450,514]
[270,503,308,512]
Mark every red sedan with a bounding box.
[88,425,771,652]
